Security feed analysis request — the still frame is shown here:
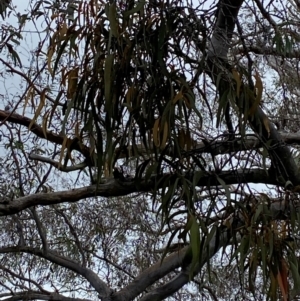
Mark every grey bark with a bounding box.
[206,0,300,185]
[0,168,287,216]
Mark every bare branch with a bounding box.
[29,207,48,253]
[29,154,87,172]
[0,264,48,293]
[0,110,92,162]
[54,206,86,266]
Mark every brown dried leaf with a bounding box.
[47,46,55,76]
[173,91,183,104]
[160,122,168,150]
[67,68,79,99]
[232,69,241,97]
[29,88,47,131]
[58,135,69,169]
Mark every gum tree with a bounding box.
[0,0,300,300]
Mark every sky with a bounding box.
[0,1,43,111]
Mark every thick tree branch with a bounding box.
[31,132,300,172]
[0,247,112,299]
[0,110,92,162]
[3,177,285,301]
[137,198,297,301]
[3,109,300,175]
[137,232,227,301]
[0,291,91,301]
[0,168,292,216]
[233,45,300,59]
[206,0,300,185]
[114,248,187,301]
[249,107,300,184]
[0,168,287,216]
[207,0,244,59]
[29,207,48,253]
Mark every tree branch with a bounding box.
[29,154,87,172]
[137,198,298,301]
[207,0,244,59]
[29,207,48,253]
[114,248,187,301]
[3,109,300,175]
[233,45,300,59]
[206,0,300,185]
[137,234,226,301]
[54,206,86,266]
[0,291,91,301]
[0,247,112,299]
[0,110,92,162]
[0,264,47,293]
[0,168,286,216]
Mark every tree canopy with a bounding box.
[0,0,300,300]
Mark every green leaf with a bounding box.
[253,203,263,223]
[145,163,158,182]
[161,178,179,215]
[216,90,229,128]
[13,141,23,150]
[216,175,231,205]
[161,226,183,264]
[6,43,22,67]
[192,171,204,196]
[178,214,194,241]
[135,159,150,179]
[261,236,267,284]
[262,140,271,171]
[284,35,292,54]
[107,2,119,38]
[123,0,146,17]
[189,215,201,279]
[60,100,74,135]
[104,54,114,115]
[53,39,69,77]
[273,32,284,54]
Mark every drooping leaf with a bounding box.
[189,215,201,279]
[153,118,160,147]
[160,122,168,150]
[29,88,47,131]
